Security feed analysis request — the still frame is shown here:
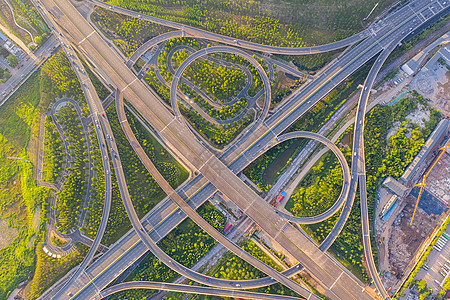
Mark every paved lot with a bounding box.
[414,231,450,292]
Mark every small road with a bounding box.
[35,8,114,298]
[90,0,369,55]
[35,0,450,298]
[97,281,310,300]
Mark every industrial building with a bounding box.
[383,176,409,197]
[380,194,398,221]
[401,31,450,76]
[400,119,450,184]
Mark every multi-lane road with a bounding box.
[34,7,115,297]
[30,0,450,299]
[36,0,396,298]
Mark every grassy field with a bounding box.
[0,0,49,46]
[0,71,51,299]
[91,7,172,57]
[106,0,396,47]
[285,151,342,216]
[0,49,105,298]
[109,201,224,300]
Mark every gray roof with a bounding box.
[401,119,450,183]
[383,177,408,197]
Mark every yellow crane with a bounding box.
[410,139,450,225]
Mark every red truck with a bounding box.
[277,191,287,203]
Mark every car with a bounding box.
[236,284,241,287]
[106,170,109,175]
[104,155,108,160]
[205,278,209,281]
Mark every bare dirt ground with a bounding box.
[426,152,450,204]
[0,218,18,248]
[379,152,450,290]
[410,62,450,116]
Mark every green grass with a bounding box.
[106,0,396,47]
[0,71,51,299]
[92,102,189,245]
[27,243,88,299]
[205,238,301,298]
[286,151,342,217]
[109,201,224,300]
[0,0,49,46]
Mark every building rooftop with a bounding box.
[401,31,450,75]
[383,177,408,197]
[401,119,450,183]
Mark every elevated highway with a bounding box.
[38,0,378,299]
[34,0,450,298]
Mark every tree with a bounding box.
[7,54,18,67]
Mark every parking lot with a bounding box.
[415,231,450,292]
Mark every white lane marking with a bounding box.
[329,271,344,290]
[161,117,177,133]
[198,155,214,172]
[121,78,137,92]
[78,30,95,44]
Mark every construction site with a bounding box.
[376,119,450,292]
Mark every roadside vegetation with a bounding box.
[180,104,254,148]
[244,64,370,191]
[286,152,342,218]
[95,103,189,245]
[180,83,247,121]
[26,243,88,299]
[53,104,88,233]
[0,0,49,46]
[106,0,395,47]
[77,53,111,101]
[0,49,103,298]
[108,201,225,300]
[205,238,300,297]
[42,116,64,183]
[289,92,441,281]
[40,51,88,113]
[90,7,172,57]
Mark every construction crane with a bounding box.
[410,139,450,225]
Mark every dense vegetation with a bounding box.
[106,0,394,47]
[180,83,247,121]
[26,243,88,299]
[0,0,49,46]
[90,103,189,245]
[0,71,50,299]
[109,201,225,300]
[183,57,246,103]
[42,116,64,183]
[180,104,253,147]
[287,152,343,217]
[0,66,11,83]
[292,92,441,281]
[91,7,172,57]
[40,51,88,113]
[54,105,89,233]
[206,239,300,297]
[244,65,366,190]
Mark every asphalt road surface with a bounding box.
[29,0,448,298]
